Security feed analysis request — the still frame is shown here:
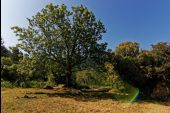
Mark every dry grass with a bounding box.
[1,87,170,113]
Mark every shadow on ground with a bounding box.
[26,88,170,106]
[26,88,128,102]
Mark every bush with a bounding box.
[105,62,126,91]
[1,81,14,88]
[46,73,56,86]
[1,80,50,88]
[76,69,106,88]
[29,81,47,88]
[19,81,47,88]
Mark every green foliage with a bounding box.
[114,41,170,99]
[46,73,56,86]
[11,3,107,87]
[19,81,47,88]
[1,38,11,57]
[151,42,170,66]
[1,57,18,82]
[16,56,33,81]
[76,69,106,88]
[1,80,47,88]
[115,56,144,87]
[1,81,14,88]
[105,62,125,90]
[1,57,13,69]
[9,46,23,63]
[115,41,140,57]
[137,50,155,66]
[16,54,55,82]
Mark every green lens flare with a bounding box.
[126,86,139,105]
[129,88,139,103]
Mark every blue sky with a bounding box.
[2,0,170,50]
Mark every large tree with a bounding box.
[12,4,106,87]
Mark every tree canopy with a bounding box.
[11,3,107,87]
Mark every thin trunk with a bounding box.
[65,63,72,87]
[66,73,72,87]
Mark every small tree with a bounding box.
[105,62,125,90]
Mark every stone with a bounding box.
[23,95,29,98]
[43,85,54,89]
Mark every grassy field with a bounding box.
[1,87,170,113]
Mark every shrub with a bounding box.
[29,81,47,88]
[76,69,106,88]
[105,62,125,90]
[46,73,56,86]
[1,81,14,88]
[18,81,47,88]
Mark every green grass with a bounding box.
[1,87,170,113]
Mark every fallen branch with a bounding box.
[80,88,111,92]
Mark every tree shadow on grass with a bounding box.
[26,89,127,102]
[48,91,123,102]
[26,88,170,106]
[49,90,170,105]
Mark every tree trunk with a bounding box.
[65,63,73,87]
[65,72,72,87]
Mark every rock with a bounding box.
[32,96,37,98]
[43,85,54,89]
[14,96,19,99]
[23,95,37,99]
[23,95,29,98]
